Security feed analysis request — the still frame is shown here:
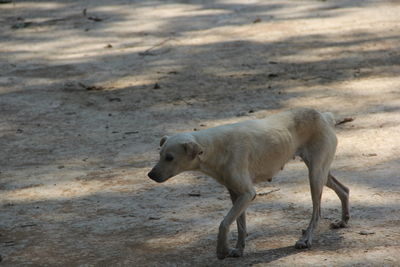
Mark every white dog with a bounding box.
[148,108,349,259]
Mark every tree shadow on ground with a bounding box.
[1,0,400,265]
[2,167,399,265]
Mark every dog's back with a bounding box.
[192,108,336,183]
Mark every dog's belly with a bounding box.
[254,174,274,183]
[250,153,292,183]
[253,167,282,183]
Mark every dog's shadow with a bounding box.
[241,228,345,265]
[242,245,302,265]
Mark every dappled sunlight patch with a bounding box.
[0,1,66,11]
[349,183,400,206]
[97,74,162,91]
[143,234,199,249]
[252,246,400,266]
[342,76,400,96]
[0,164,152,204]
[2,179,106,203]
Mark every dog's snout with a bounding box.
[148,169,163,183]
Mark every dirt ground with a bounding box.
[1,0,399,266]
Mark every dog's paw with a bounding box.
[217,252,227,260]
[228,248,243,258]
[295,239,312,249]
[217,248,243,259]
[217,248,229,260]
[330,220,348,229]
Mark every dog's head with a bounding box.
[148,133,203,183]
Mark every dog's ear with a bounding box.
[159,135,169,147]
[183,141,203,160]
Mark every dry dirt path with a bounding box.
[1,0,399,266]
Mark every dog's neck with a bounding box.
[192,132,230,184]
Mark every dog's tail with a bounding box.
[322,112,336,127]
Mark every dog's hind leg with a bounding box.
[295,146,333,249]
[326,173,350,228]
[295,166,328,249]
[228,189,247,257]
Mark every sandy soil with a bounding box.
[1,0,399,266]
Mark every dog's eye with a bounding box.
[165,154,174,162]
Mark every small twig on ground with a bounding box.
[362,153,377,157]
[78,82,107,91]
[139,38,173,56]
[20,223,37,228]
[124,131,139,135]
[257,188,280,196]
[87,16,103,22]
[359,230,375,235]
[4,241,15,247]
[188,191,201,197]
[335,117,354,126]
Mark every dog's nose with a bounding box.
[148,170,156,180]
[148,170,162,182]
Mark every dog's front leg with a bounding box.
[217,189,255,259]
[228,189,247,256]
